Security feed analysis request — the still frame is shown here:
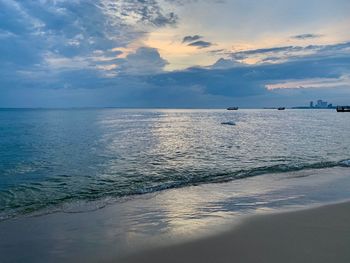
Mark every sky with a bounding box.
[1,0,350,108]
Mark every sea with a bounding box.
[1,108,350,221]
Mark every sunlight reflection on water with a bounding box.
[0,109,350,219]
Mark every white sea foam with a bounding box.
[340,160,350,166]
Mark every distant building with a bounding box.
[293,99,335,109]
[316,99,328,108]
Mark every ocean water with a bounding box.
[0,108,350,220]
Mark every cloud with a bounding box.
[266,75,350,90]
[291,33,322,40]
[231,46,301,60]
[0,1,138,66]
[0,0,178,88]
[182,35,213,49]
[210,58,243,69]
[229,41,350,63]
[137,52,350,106]
[2,52,350,108]
[116,47,169,75]
[182,35,202,43]
[165,0,226,6]
[110,0,178,27]
[188,40,213,49]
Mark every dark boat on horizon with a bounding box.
[336,106,350,112]
[227,107,239,110]
[277,107,286,110]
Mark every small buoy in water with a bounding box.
[221,121,236,126]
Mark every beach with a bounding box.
[122,201,350,263]
[1,166,350,262]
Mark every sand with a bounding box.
[2,167,350,262]
[121,201,350,263]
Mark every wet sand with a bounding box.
[122,201,350,263]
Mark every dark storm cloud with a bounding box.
[137,53,350,107]
[2,53,350,108]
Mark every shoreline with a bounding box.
[122,200,350,263]
[1,167,350,262]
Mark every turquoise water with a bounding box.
[0,108,349,219]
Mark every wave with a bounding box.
[1,159,349,221]
[340,159,350,167]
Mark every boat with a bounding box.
[336,106,350,112]
[277,107,285,110]
[227,107,239,110]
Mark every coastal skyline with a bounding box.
[1,0,350,108]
